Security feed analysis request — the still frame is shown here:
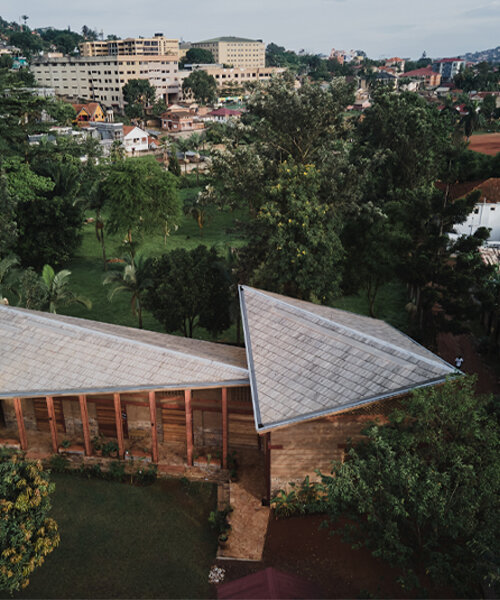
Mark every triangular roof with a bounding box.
[239,286,457,432]
[122,125,147,137]
[217,567,322,599]
[0,306,248,398]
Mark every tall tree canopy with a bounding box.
[313,377,499,597]
[180,48,215,68]
[206,74,357,300]
[145,246,231,337]
[182,70,218,105]
[102,157,181,251]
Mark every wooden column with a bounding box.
[113,393,125,459]
[46,396,58,453]
[264,432,271,504]
[13,397,28,451]
[221,387,228,469]
[78,395,92,456]
[184,389,194,466]
[148,390,159,464]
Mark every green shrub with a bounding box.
[134,463,157,486]
[107,461,125,482]
[49,454,69,473]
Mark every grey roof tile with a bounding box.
[0,306,248,397]
[239,286,457,431]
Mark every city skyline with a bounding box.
[2,0,500,59]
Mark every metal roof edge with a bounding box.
[239,285,263,431]
[255,375,458,433]
[243,287,454,374]
[0,379,250,400]
[0,305,248,376]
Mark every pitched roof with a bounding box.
[239,286,456,432]
[196,36,260,43]
[0,306,248,398]
[435,178,500,203]
[207,108,242,117]
[404,67,436,77]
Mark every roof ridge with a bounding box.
[0,305,248,375]
[241,286,454,373]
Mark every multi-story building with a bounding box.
[30,54,181,110]
[80,34,179,58]
[180,64,285,92]
[432,58,465,81]
[191,37,265,68]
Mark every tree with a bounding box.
[144,246,231,337]
[122,79,156,122]
[243,162,345,301]
[13,267,47,310]
[0,171,17,257]
[182,70,217,105]
[0,449,60,594]
[183,185,216,234]
[40,264,91,314]
[103,254,151,328]
[180,48,215,68]
[102,157,181,253]
[313,377,499,596]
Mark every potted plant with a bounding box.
[218,532,228,548]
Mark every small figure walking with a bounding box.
[454,355,464,369]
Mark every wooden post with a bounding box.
[221,387,228,469]
[148,390,159,464]
[113,393,125,459]
[13,397,28,451]
[184,389,194,466]
[264,432,271,504]
[79,395,92,456]
[46,396,58,453]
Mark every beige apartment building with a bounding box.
[181,65,284,92]
[80,34,179,58]
[191,37,265,68]
[30,54,181,110]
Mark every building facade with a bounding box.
[432,58,465,81]
[31,54,181,110]
[80,34,179,58]
[191,37,265,68]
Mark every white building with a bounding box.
[30,54,181,111]
[122,125,149,154]
[451,179,500,242]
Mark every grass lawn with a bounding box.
[10,474,217,599]
[60,180,408,340]
[60,186,248,338]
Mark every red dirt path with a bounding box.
[468,133,500,156]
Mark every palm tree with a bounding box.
[0,256,20,303]
[41,265,92,314]
[176,137,191,174]
[103,254,151,328]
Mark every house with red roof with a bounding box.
[72,102,106,125]
[203,107,242,123]
[432,58,465,81]
[438,178,500,242]
[122,125,149,154]
[404,67,441,87]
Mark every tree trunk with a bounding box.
[138,302,143,329]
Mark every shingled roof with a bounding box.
[239,286,457,432]
[0,306,248,398]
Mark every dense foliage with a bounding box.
[273,377,500,596]
[182,70,218,105]
[0,450,60,593]
[145,246,231,337]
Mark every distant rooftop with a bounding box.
[195,36,262,43]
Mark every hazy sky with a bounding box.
[3,0,500,59]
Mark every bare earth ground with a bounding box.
[468,133,500,156]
